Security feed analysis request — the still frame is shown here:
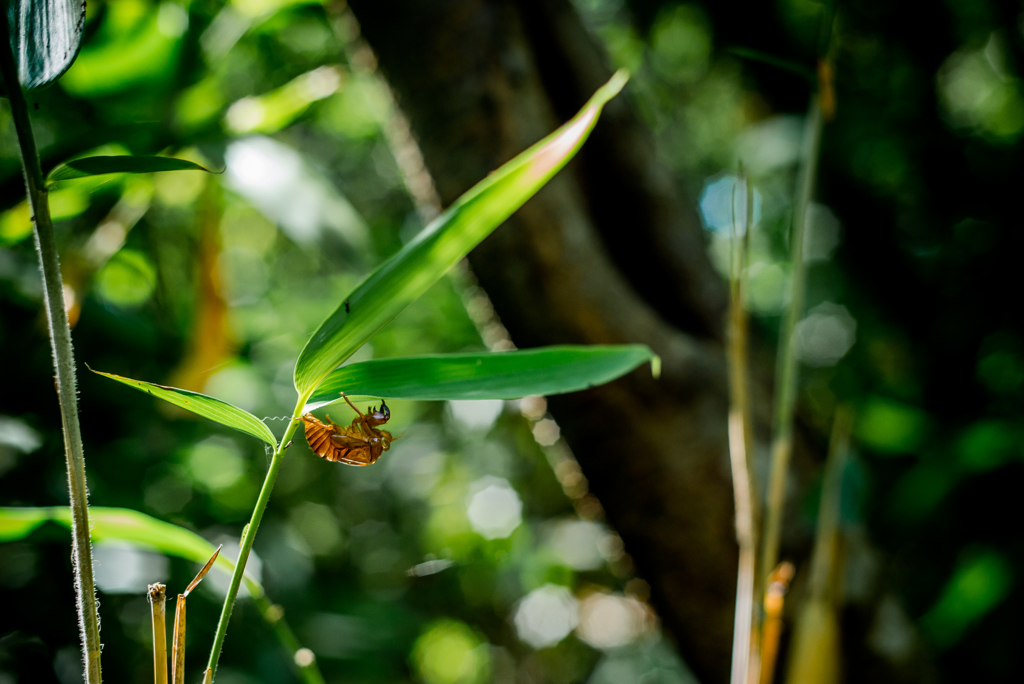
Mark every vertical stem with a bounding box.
[254,596,328,684]
[807,407,853,601]
[727,173,759,684]
[205,415,303,681]
[171,595,186,684]
[149,584,168,684]
[760,100,824,581]
[0,7,101,684]
[758,561,795,684]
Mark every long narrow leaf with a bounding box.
[0,506,49,540]
[90,368,277,448]
[3,0,85,90]
[0,506,261,590]
[47,156,214,183]
[293,70,629,398]
[305,345,658,409]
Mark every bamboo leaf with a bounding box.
[90,368,277,447]
[293,70,629,398]
[0,506,262,595]
[3,0,85,90]
[47,156,214,183]
[0,506,49,540]
[306,345,658,409]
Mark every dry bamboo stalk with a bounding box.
[782,408,852,684]
[727,172,761,684]
[759,562,795,684]
[171,594,186,684]
[148,583,167,684]
[170,546,221,684]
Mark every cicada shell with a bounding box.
[301,397,396,466]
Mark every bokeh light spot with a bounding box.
[411,619,490,684]
[513,584,579,649]
[95,249,157,308]
[577,592,651,649]
[466,477,522,540]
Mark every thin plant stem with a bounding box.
[0,8,101,684]
[148,583,168,684]
[727,172,760,684]
[205,414,304,681]
[254,597,328,684]
[759,99,823,582]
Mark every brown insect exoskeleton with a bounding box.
[301,394,398,466]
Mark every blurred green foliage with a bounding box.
[0,2,685,683]
[3,0,1024,682]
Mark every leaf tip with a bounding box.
[185,544,222,596]
[650,355,662,379]
[606,69,630,98]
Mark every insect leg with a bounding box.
[341,392,366,419]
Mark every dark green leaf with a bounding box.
[306,345,659,408]
[293,71,629,398]
[90,368,277,447]
[4,0,85,90]
[47,155,214,183]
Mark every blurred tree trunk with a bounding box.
[343,1,928,682]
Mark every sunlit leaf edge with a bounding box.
[90,367,277,447]
[292,70,630,398]
[305,344,659,409]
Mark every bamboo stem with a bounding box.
[0,7,101,684]
[808,407,853,601]
[758,562,795,684]
[760,100,823,582]
[727,173,760,684]
[780,408,850,684]
[205,415,303,681]
[171,594,186,684]
[148,584,168,684]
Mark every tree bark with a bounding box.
[344,2,927,683]
[342,0,747,680]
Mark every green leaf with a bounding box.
[0,506,49,541]
[47,155,214,183]
[4,1,85,90]
[293,70,629,398]
[0,506,263,595]
[306,345,659,408]
[90,368,278,448]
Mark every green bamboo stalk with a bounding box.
[205,415,304,681]
[759,99,824,583]
[0,7,102,684]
